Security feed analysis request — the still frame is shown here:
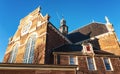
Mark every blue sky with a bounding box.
[0,0,120,62]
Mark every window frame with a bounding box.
[57,55,60,64]
[86,57,97,71]
[103,57,113,71]
[69,56,78,65]
[8,43,19,63]
[23,34,36,63]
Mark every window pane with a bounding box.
[103,58,112,70]
[8,44,18,63]
[23,35,36,63]
[87,57,96,70]
[70,56,77,65]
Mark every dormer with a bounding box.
[82,42,94,55]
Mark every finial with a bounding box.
[45,13,50,20]
[37,6,41,12]
[105,16,110,24]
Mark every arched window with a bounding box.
[23,34,36,63]
[8,44,19,63]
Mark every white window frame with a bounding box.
[23,35,36,63]
[69,56,78,65]
[86,57,97,71]
[8,44,19,63]
[103,58,113,71]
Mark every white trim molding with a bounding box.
[5,41,20,55]
[37,20,48,27]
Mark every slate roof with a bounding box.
[94,50,114,55]
[66,22,108,43]
[52,44,83,52]
[52,22,114,55]
[53,44,114,55]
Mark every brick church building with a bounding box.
[1,7,120,74]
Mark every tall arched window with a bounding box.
[8,43,19,63]
[23,34,36,63]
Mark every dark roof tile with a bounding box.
[53,44,83,52]
[66,23,108,43]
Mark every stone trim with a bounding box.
[5,42,20,55]
[37,20,48,27]
[0,63,77,71]
[5,32,47,55]
[53,52,120,57]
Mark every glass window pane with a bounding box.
[8,44,18,63]
[70,56,77,65]
[23,35,36,63]
[87,57,96,70]
[103,58,112,70]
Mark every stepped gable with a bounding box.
[66,22,108,43]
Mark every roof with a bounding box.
[53,50,114,56]
[94,50,114,55]
[48,22,72,44]
[53,44,83,52]
[66,22,108,43]
[52,44,114,56]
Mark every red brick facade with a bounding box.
[45,24,69,64]
[1,7,120,74]
[53,52,120,74]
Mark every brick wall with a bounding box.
[0,70,35,74]
[3,8,48,64]
[45,24,69,64]
[0,64,76,74]
[35,70,75,74]
[0,70,76,74]
[54,53,120,74]
[98,32,120,55]
[60,55,69,65]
